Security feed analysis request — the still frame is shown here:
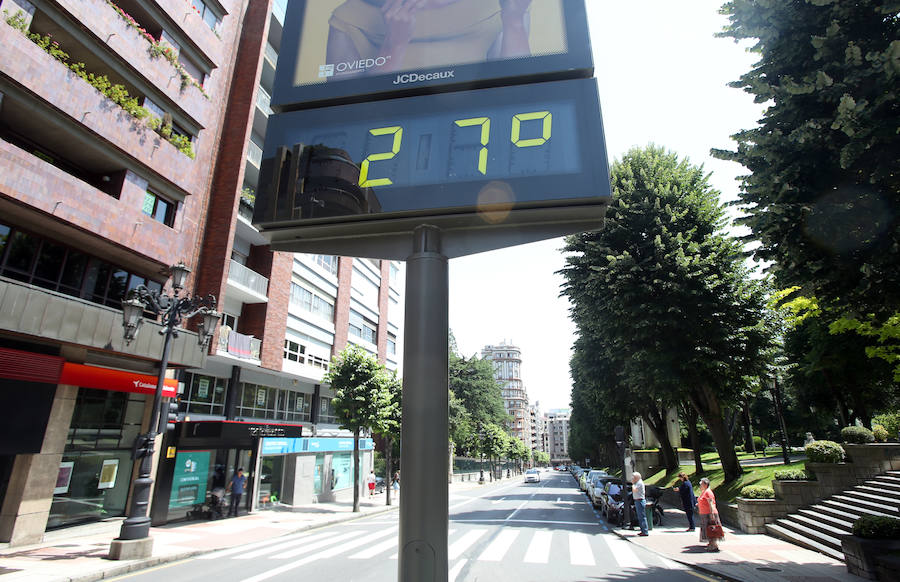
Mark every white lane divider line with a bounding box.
[569,532,596,566]
[449,559,467,582]
[523,530,553,564]
[243,527,398,582]
[605,536,644,569]
[448,529,488,560]
[477,529,519,562]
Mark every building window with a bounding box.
[319,396,337,423]
[387,333,397,356]
[348,309,377,344]
[194,0,221,31]
[142,191,177,227]
[283,338,331,370]
[182,373,226,416]
[311,254,338,275]
[389,262,399,284]
[290,283,335,321]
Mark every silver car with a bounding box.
[524,468,541,483]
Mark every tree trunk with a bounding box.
[742,399,756,455]
[770,378,791,465]
[642,406,678,472]
[689,385,742,482]
[385,435,393,506]
[352,427,360,512]
[679,402,704,474]
[836,397,850,428]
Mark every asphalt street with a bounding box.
[110,471,718,582]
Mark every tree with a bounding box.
[714,1,900,322]
[324,345,393,512]
[449,351,507,428]
[562,146,771,482]
[371,370,401,506]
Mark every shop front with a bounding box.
[151,420,304,525]
[258,437,374,508]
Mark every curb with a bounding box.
[47,503,402,582]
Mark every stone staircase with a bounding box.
[765,470,900,561]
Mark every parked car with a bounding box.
[599,480,630,521]
[374,477,385,494]
[524,468,541,483]
[588,476,618,508]
[581,470,609,493]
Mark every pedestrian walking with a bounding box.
[673,472,697,531]
[366,470,377,497]
[392,471,400,492]
[697,477,723,551]
[227,467,247,517]
[631,472,649,536]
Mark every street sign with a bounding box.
[273,0,592,109]
[253,78,611,259]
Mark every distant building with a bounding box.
[546,408,571,464]
[528,401,547,455]
[481,342,530,447]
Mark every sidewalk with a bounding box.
[0,477,500,582]
[611,509,865,582]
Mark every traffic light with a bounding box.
[165,400,180,431]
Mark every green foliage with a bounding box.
[831,315,900,382]
[740,485,774,499]
[533,451,550,465]
[873,412,900,437]
[841,426,875,444]
[448,348,507,454]
[241,187,256,206]
[561,145,772,482]
[852,515,900,539]
[325,345,394,435]
[5,10,194,158]
[872,424,889,443]
[752,436,768,450]
[714,1,900,321]
[735,445,745,453]
[805,440,844,463]
[774,469,813,480]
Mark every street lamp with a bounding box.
[477,423,485,485]
[117,262,219,543]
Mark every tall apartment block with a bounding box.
[546,408,571,464]
[528,401,547,455]
[0,0,402,546]
[481,342,531,447]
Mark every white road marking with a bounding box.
[661,556,686,570]
[605,536,644,568]
[350,534,398,559]
[242,527,398,582]
[235,530,342,560]
[505,500,528,521]
[523,530,553,564]
[197,529,320,560]
[450,519,601,526]
[388,529,455,560]
[448,529,488,560]
[477,529,519,561]
[276,530,371,560]
[448,559,467,582]
[569,532,595,566]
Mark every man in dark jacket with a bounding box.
[673,472,697,531]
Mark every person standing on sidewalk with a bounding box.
[227,468,247,517]
[366,470,377,497]
[697,477,722,551]
[673,472,697,531]
[631,472,649,536]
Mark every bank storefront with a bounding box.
[258,437,374,507]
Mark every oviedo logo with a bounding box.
[318,56,392,78]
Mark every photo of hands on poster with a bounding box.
[293,0,567,86]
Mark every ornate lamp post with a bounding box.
[116,262,219,543]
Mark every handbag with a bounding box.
[706,522,725,539]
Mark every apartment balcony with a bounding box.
[53,0,212,127]
[226,259,268,304]
[216,326,261,362]
[0,19,197,194]
[252,86,271,138]
[272,0,287,26]
[156,0,226,67]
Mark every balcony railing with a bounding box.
[272,0,287,24]
[228,260,269,296]
[265,43,278,68]
[256,86,273,116]
[247,140,263,167]
[217,326,262,361]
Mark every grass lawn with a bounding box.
[698,451,784,463]
[644,459,806,504]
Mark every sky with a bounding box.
[447,1,764,411]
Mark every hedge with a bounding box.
[805,440,844,463]
[873,424,889,443]
[774,469,813,480]
[841,426,875,444]
[852,515,900,539]
[872,412,900,438]
[740,485,775,499]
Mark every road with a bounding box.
[111,471,717,581]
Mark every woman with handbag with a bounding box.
[697,477,723,551]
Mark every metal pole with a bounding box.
[399,225,449,582]
[118,313,174,540]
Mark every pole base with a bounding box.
[109,536,154,560]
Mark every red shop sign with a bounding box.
[59,363,177,397]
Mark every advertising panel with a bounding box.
[273,0,591,108]
[168,451,211,509]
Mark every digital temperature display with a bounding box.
[258,78,607,218]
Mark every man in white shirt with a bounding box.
[632,472,649,536]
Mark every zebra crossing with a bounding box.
[198,523,672,581]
